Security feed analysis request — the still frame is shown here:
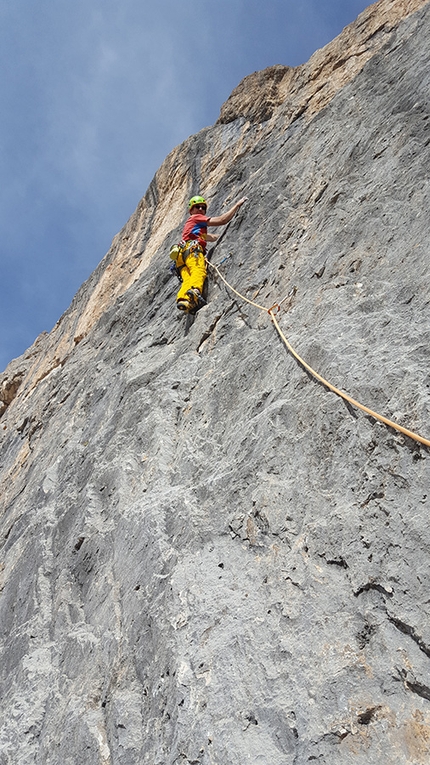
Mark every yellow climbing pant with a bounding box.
[176,246,207,303]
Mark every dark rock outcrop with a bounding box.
[1,1,430,763]
[217,65,292,124]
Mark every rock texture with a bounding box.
[1,0,430,763]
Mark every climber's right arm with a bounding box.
[207,197,248,227]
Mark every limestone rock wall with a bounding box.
[218,0,428,125]
[1,1,430,763]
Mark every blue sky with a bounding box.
[0,0,371,371]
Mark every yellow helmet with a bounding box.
[188,195,207,210]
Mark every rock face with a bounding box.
[1,0,430,762]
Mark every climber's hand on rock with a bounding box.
[236,197,248,208]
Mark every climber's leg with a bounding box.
[176,249,207,311]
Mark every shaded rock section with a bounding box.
[218,65,293,124]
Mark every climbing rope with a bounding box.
[208,260,430,448]
[209,260,267,311]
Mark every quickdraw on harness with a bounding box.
[169,240,204,281]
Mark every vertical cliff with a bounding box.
[1,1,430,763]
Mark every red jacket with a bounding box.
[182,213,209,250]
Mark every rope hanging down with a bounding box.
[207,260,430,449]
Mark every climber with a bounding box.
[172,195,248,313]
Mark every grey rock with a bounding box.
[1,2,430,763]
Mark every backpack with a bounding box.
[169,241,186,281]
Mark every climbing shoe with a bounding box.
[177,299,192,312]
[186,288,206,309]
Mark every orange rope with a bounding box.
[208,261,430,448]
[209,261,267,311]
[268,308,430,448]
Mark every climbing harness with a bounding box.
[169,240,203,268]
[169,240,205,282]
[207,259,430,449]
